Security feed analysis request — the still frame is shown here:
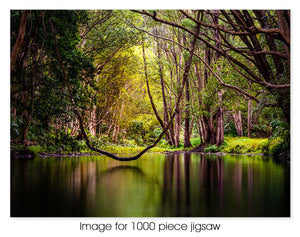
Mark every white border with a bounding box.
[2,1,298,236]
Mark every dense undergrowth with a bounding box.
[11,132,288,160]
[11,119,289,159]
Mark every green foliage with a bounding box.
[144,127,162,143]
[224,122,239,136]
[181,18,197,29]
[10,10,290,158]
[11,145,36,158]
[262,120,290,158]
[190,138,202,147]
[269,120,289,139]
[221,137,268,154]
[128,121,145,137]
[157,139,170,149]
[28,145,44,155]
[10,116,21,139]
[11,10,95,145]
[204,144,219,153]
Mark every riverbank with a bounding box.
[11,136,280,159]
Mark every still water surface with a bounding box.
[11,153,290,217]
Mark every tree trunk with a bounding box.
[232,110,243,137]
[174,108,182,147]
[184,79,192,148]
[203,107,215,144]
[247,99,252,138]
[89,105,97,137]
[11,10,30,72]
[216,91,224,146]
[213,12,224,147]
[203,48,210,86]
[142,43,175,144]
[157,42,175,146]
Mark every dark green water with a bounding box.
[11,153,290,217]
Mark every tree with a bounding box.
[11,10,95,145]
[133,9,290,148]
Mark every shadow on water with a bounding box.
[11,152,290,217]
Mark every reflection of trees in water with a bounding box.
[91,164,162,216]
[11,154,288,217]
[162,153,251,216]
[103,165,143,174]
[161,154,288,217]
[162,153,193,216]
[200,154,224,215]
[162,154,174,215]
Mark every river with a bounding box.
[11,152,290,217]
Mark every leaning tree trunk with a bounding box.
[184,79,192,148]
[142,43,174,144]
[213,12,224,147]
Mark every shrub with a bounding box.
[157,139,170,148]
[28,145,44,155]
[262,120,290,159]
[204,144,219,153]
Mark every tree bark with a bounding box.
[203,107,215,144]
[184,79,192,148]
[11,10,30,72]
[216,91,224,146]
[213,12,224,147]
[157,41,175,146]
[232,110,243,137]
[247,99,252,138]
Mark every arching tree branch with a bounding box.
[50,17,199,161]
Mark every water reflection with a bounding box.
[11,153,290,217]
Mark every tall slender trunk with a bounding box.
[114,99,125,143]
[174,107,182,147]
[184,79,192,148]
[194,62,206,143]
[142,43,171,143]
[107,106,117,135]
[203,48,210,86]
[247,99,252,137]
[157,42,175,146]
[89,105,97,137]
[213,12,224,147]
[216,91,224,146]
